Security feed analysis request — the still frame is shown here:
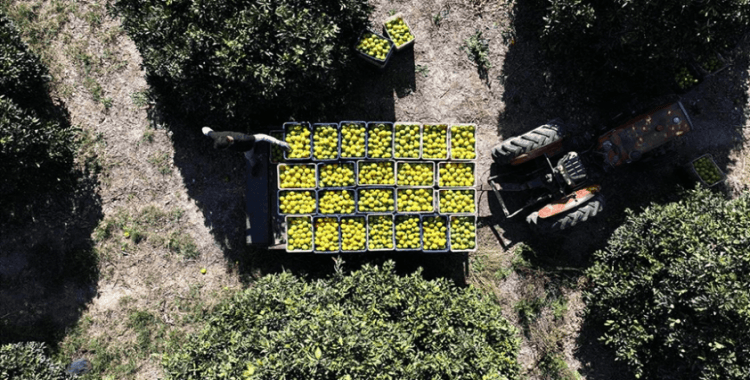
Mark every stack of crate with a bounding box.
[271,121,477,253]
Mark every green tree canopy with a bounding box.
[113,0,373,129]
[163,261,520,380]
[586,188,750,379]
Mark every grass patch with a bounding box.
[84,76,102,98]
[539,352,580,380]
[128,310,156,352]
[551,297,568,321]
[130,90,150,108]
[1,0,76,63]
[512,251,532,272]
[102,26,123,45]
[174,284,208,322]
[93,205,198,259]
[69,43,98,75]
[76,129,106,176]
[470,254,487,274]
[514,295,545,331]
[494,265,512,280]
[102,97,113,110]
[56,287,228,380]
[83,7,102,29]
[148,152,172,175]
[167,231,199,259]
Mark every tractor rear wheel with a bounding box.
[492,122,564,166]
[526,193,605,233]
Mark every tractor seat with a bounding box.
[555,152,587,187]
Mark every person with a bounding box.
[202,127,290,174]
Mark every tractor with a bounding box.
[488,101,693,232]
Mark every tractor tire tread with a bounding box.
[493,123,564,165]
[528,194,605,233]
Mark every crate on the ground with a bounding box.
[277,189,318,215]
[421,123,449,160]
[312,123,340,161]
[688,153,726,188]
[317,161,357,188]
[340,215,367,253]
[396,188,435,213]
[383,13,416,51]
[313,216,341,254]
[317,189,357,215]
[355,30,395,69]
[357,187,396,213]
[396,161,435,187]
[438,189,477,214]
[357,160,396,186]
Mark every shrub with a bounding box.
[537,0,750,98]
[163,261,520,379]
[0,341,70,380]
[463,31,491,82]
[586,188,750,379]
[113,0,373,129]
[0,13,76,198]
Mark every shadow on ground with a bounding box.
[0,151,102,345]
[147,46,469,285]
[481,0,750,378]
[491,0,750,256]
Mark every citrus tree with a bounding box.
[163,261,520,379]
[586,187,750,379]
[113,0,372,129]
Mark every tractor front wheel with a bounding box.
[526,193,605,233]
[492,122,565,166]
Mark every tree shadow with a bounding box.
[0,14,103,345]
[574,319,634,380]
[0,126,102,346]
[493,0,750,261]
[490,0,750,377]
[240,249,467,286]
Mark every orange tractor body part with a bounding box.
[538,185,601,219]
